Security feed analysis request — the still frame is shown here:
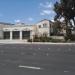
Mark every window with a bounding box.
[39,25,41,28]
[43,23,47,28]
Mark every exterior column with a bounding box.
[20,31,22,40]
[10,31,12,40]
[30,30,34,40]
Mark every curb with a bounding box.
[0,42,75,45]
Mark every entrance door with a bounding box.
[22,31,30,39]
[3,31,10,39]
[12,31,20,39]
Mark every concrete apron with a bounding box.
[0,40,75,45]
[0,40,28,44]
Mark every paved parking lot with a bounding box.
[0,44,75,75]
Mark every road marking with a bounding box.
[46,53,49,56]
[38,48,41,50]
[64,71,69,73]
[18,65,43,70]
[48,48,50,50]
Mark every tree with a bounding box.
[53,21,62,35]
[54,0,75,40]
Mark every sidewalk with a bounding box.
[0,40,75,45]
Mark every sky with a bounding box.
[0,0,59,24]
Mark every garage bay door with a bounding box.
[22,31,30,39]
[12,31,20,39]
[3,31,10,39]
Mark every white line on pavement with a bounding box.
[64,71,69,73]
[18,65,43,70]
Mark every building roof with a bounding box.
[0,22,14,25]
[0,19,53,26]
[39,19,52,22]
[35,19,53,24]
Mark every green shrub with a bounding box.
[32,35,54,42]
[50,39,64,42]
[28,35,65,42]
[64,35,75,42]
[70,35,75,41]
[33,38,40,42]
[64,36,69,41]
[28,39,32,42]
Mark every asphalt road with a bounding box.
[0,44,75,75]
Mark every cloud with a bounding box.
[39,1,55,18]
[40,12,45,16]
[40,10,55,16]
[15,19,21,23]
[40,2,53,9]
[28,17,34,21]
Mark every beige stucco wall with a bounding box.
[3,25,35,40]
[0,19,52,40]
[0,24,12,39]
[36,20,50,37]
